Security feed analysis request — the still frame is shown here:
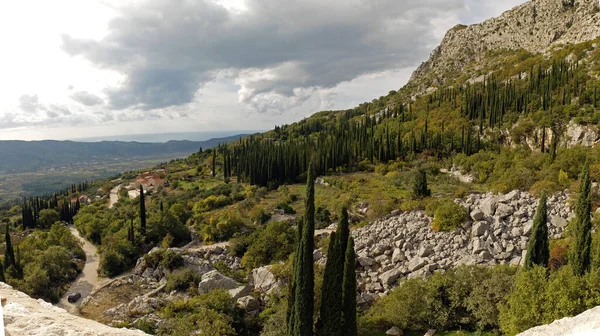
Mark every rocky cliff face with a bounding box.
[0,282,147,336]
[410,0,600,89]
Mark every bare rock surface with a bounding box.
[518,305,600,336]
[0,282,148,336]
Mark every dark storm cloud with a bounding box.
[71,91,104,106]
[61,0,464,111]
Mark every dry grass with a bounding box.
[80,283,149,324]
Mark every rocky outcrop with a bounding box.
[0,282,148,336]
[410,0,600,90]
[198,270,240,292]
[353,190,573,304]
[518,305,600,335]
[565,120,600,147]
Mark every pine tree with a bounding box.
[570,164,592,276]
[290,163,315,336]
[4,223,15,271]
[341,237,357,336]
[139,185,146,237]
[412,169,431,198]
[525,192,549,269]
[0,263,5,283]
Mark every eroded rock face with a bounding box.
[352,190,573,304]
[409,0,600,90]
[0,282,148,336]
[252,265,277,292]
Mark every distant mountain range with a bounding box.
[73,130,264,143]
[0,134,248,174]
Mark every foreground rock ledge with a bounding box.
[518,306,600,336]
[0,282,148,336]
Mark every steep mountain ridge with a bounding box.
[410,0,600,90]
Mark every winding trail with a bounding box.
[56,226,105,314]
[108,184,122,209]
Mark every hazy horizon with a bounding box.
[69,130,263,143]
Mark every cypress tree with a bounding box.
[0,263,5,283]
[212,149,217,177]
[341,237,357,336]
[291,163,315,336]
[139,185,146,237]
[4,223,14,271]
[317,231,342,336]
[412,169,431,198]
[287,219,303,336]
[570,164,592,276]
[14,246,22,279]
[525,192,549,269]
[337,207,350,261]
[129,218,135,244]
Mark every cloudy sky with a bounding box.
[0,0,527,141]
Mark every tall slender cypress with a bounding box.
[287,219,303,336]
[317,231,342,336]
[4,223,14,271]
[341,237,357,336]
[570,164,592,276]
[139,185,146,237]
[212,149,217,177]
[291,163,315,336]
[525,192,549,269]
[337,207,350,262]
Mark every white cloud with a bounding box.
[0,0,528,140]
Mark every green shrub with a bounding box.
[276,203,296,214]
[165,268,201,292]
[99,249,126,277]
[360,266,518,334]
[498,265,590,335]
[160,249,184,270]
[431,199,468,232]
[241,221,295,270]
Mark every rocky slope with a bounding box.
[352,190,573,306]
[87,188,577,328]
[409,0,600,90]
[0,282,147,336]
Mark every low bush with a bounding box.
[359,266,518,334]
[241,221,296,270]
[165,268,201,292]
[431,199,468,232]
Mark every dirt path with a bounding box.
[108,184,121,209]
[57,226,105,314]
